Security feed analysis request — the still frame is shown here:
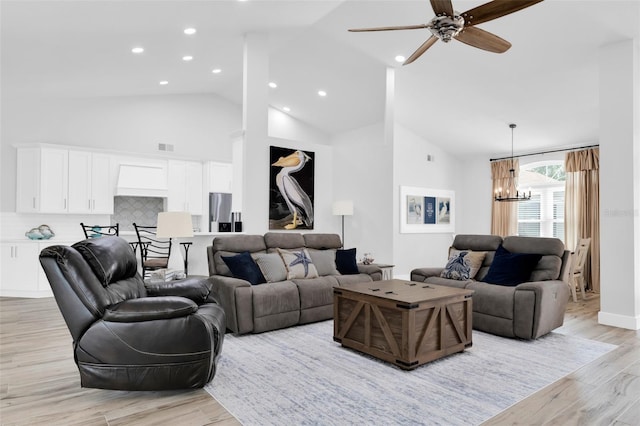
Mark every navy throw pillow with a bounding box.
[336,248,359,275]
[482,244,542,286]
[222,252,266,285]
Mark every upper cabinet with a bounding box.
[17,147,68,213]
[16,146,113,214]
[167,160,203,215]
[68,151,114,214]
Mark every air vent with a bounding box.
[158,143,174,152]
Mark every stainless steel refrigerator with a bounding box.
[209,192,232,232]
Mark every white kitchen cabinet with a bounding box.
[208,162,233,193]
[0,240,72,298]
[68,151,113,214]
[168,160,203,215]
[0,242,41,297]
[16,147,69,213]
[17,146,112,214]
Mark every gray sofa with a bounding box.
[411,234,571,340]
[207,232,382,334]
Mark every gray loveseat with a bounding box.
[411,234,571,340]
[207,232,382,334]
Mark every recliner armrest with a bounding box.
[411,267,445,282]
[103,296,198,322]
[145,276,214,304]
[357,264,382,281]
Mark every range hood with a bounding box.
[115,164,168,197]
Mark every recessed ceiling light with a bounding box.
[395,55,406,63]
[318,90,327,97]
[212,68,222,74]
[283,106,291,112]
[184,28,197,35]
[159,81,169,85]
[131,47,144,54]
[269,82,278,88]
[182,55,193,61]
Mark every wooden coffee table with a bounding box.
[333,279,473,370]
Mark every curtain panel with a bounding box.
[565,148,600,293]
[490,159,518,237]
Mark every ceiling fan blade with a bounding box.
[403,36,438,65]
[454,26,511,53]
[462,0,544,27]
[348,24,427,32]
[430,0,454,16]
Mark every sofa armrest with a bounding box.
[411,267,445,282]
[145,276,215,305]
[357,264,383,281]
[513,280,570,339]
[103,296,198,322]
[210,275,252,334]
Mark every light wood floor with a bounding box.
[1,295,638,425]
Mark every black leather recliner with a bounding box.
[39,236,225,391]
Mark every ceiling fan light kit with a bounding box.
[348,0,544,65]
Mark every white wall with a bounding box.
[392,124,463,277]
[1,93,242,211]
[332,123,393,263]
[268,107,330,147]
[598,39,640,330]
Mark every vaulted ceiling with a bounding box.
[2,1,639,157]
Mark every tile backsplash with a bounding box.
[113,196,164,232]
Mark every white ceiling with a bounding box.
[2,0,639,157]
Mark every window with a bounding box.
[517,161,565,243]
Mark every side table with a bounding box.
[363,263,394,280]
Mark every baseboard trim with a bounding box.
[598,311,640,330]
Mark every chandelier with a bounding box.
[494,124,531,202]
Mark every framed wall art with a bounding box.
[400,186,455,233]
[269,146,315,230]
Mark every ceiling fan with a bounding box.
[349,0,544,65]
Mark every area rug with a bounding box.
[205,321,615,425]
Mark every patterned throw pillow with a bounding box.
[440,250,486,281]
[252,252,288,282]
[277,248,319,280]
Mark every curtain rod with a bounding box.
[489,144,599,162]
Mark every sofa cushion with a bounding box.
[336,248,359,275]
[265,232,305,250]
[252,252,288,282]
[251,281,300,318]
[466,281,516,320]
[307,249,339,276]
[440,250,486,280]
[222,252,266,285]
[482,245,542,286]
[303,233,342,250]
[293,276,339,309]
[278,248,319,279]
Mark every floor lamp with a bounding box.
[156,211,194,276]
[332,200,353,247]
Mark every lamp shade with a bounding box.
[156,212,194,238]
[332,200,354,216]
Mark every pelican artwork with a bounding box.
[271,150,314,230]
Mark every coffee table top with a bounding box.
[336,279,473,305]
